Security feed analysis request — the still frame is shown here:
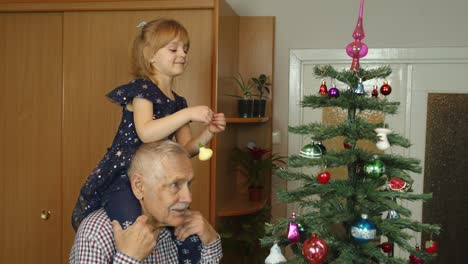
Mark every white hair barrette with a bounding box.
[136,21,147,29]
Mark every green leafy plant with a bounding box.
[226,73,254,99]
[251,74,271,99]
[231,146,285,188]
[218,207,271,260]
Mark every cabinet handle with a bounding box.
[40,210,51,220]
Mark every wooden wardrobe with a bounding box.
[0,1,274,263]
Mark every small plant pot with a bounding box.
[238,99,253,118]
[252,99,266,117]
[248,186,264,202]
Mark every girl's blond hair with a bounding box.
[131,19,190,82]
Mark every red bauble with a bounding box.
[381,242,393,253]
[317,171,331,184]
[425,240,438,254]
[343,143,351,149]
[388,178,407,191]
[302,234,328,264]
[380,80,392,96]
[371,85,379,98]
[409,254,425,264]
[319,80,328,95]
[409,245,425,264]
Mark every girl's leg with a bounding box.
[103,179,141,229]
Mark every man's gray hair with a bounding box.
[128,140,189,180]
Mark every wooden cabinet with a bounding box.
[216,8,275,264]
[216,12,275,218]
[0,12,63,263]
[0,1,274,263]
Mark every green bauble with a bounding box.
[363,157,385,178]
[300,142,323,159]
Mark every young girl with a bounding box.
[71,19,225,232]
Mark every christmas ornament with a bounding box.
[374,128,392,151]
[317,171,331,184]
[328,84,340,98]
[297,223,308,242]
[300,142,323,159]
[265,241,287,264]
[386,209,400,220]
[351,214,376,243]
[345,0,368,71]
[302,234,328,264]
[343,142,351,149]
[316,141,327,155]
[354,78,366,95]
[371,84,379,97]
[387,178,410,192]
[380,80,392,96]
[319,79,328,95]
[381,242,394,253]
[424,239,438,254]
[363,155,385,178]
[287,213,300,244]
[409,245,425,264]
[198,143,213,161]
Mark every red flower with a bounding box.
[248,147,270,160]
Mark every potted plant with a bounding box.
[227,73,254,118]
[231,146,285,202]
[251,74,271,117]
[217,207,271,262]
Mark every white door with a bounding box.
[288,47,468,259]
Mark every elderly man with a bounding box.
[70,140,222,263]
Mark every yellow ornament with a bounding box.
[198,144,213,161]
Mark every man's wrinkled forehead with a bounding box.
[149,154,193,181]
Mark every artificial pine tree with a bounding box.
[261,1,440,263]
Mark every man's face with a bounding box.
[141,155,193,228]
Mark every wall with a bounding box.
[225,0,468,219]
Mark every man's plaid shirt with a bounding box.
[69,209,223,263]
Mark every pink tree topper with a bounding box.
[346,0,368,71]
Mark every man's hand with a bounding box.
[174,210,218,245]
[112,215,157,261]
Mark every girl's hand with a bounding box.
[208,113,226,134]
[187,106,213,124]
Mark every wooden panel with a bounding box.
[215,16,275,223]
[62,9,213,260]
[237,16,274,149]
[217,0,239,118]
[0,0,214,12]
[226,117,269,123]
[215,0,239,217]
[0,13,63,263]
[238,16,275,118]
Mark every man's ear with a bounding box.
[130,173,144,200]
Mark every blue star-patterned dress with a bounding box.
[71,79,202,262]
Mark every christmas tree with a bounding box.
[261,1,440,263]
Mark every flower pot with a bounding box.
[248,186,263,202]
[238,99,253,118]
[252,99,266,117]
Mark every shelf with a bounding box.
[216,194,268,217]
[226,117,269,123]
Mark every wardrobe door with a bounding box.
[62,9,213,260]
[0,13,63,263]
